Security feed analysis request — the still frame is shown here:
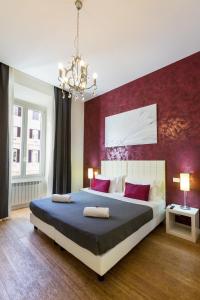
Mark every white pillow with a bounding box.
[124,177,163,201]
[96,175,123,193]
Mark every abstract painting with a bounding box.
[105,104,157,147]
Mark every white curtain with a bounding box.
[45,89,55,195]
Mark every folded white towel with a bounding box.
[83,207,110,219]
[52,194,72,203]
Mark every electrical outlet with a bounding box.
[173,178,180,183]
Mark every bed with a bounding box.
[30,160,166,279]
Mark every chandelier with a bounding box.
[58,0,97,101]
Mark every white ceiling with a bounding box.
[0,0,199,99]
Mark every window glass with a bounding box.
[12,105,22,176]
[12,103,45,178]
[26,109,42,175]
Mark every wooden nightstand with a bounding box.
[166,204,199,243]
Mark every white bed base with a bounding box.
[30,211,165,276]
[30,160,166,277]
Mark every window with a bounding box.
[12,102,46,179]
[13,149,20,163]
[32,110,40,120]
[26,109,42,175]
[29,129,40,140]
[12,105,23,176]
[13,126,21,138]
[14,105,22,117]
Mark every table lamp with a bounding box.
[88,168,93,189]
[180,173,190,210]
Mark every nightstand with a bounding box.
[166,204,199,243]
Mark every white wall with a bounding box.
[71,101,84,192]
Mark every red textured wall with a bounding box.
[84,52,200,207]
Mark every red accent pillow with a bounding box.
[91,178,110,193]
[124,182,150,201]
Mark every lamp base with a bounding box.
[180,205,191,210]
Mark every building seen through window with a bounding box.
[12,104,44,178]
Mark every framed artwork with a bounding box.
[105,104,157,147]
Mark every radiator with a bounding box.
[11,181,46,209]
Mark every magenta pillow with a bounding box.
[91,178,110,193]
[124,182,150,201]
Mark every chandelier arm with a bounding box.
[67,63,75,87]
[66,66,73,74]
[78,67,84,88]
[78,77,82,89]
[64,68,73,82]
[68,82,76,89]
[72,66,77,86]
[85,83,96,90]
[67,74,74,88]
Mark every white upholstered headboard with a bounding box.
[101,160,166,201]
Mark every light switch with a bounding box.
[173,178,180,183]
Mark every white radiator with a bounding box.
[11,180,46,209]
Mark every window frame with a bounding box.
[12,99,46,182]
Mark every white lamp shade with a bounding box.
[88,168,94,179]
[180,173,190,192]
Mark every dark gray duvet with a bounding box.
[30,191,153,255]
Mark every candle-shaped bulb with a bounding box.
[58,62,63,69]
[58,63,64,78]
[80,60,85,67]
[93,72,98,79]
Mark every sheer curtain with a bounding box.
[45,88,55,195]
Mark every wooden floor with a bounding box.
[0,210,200,300]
